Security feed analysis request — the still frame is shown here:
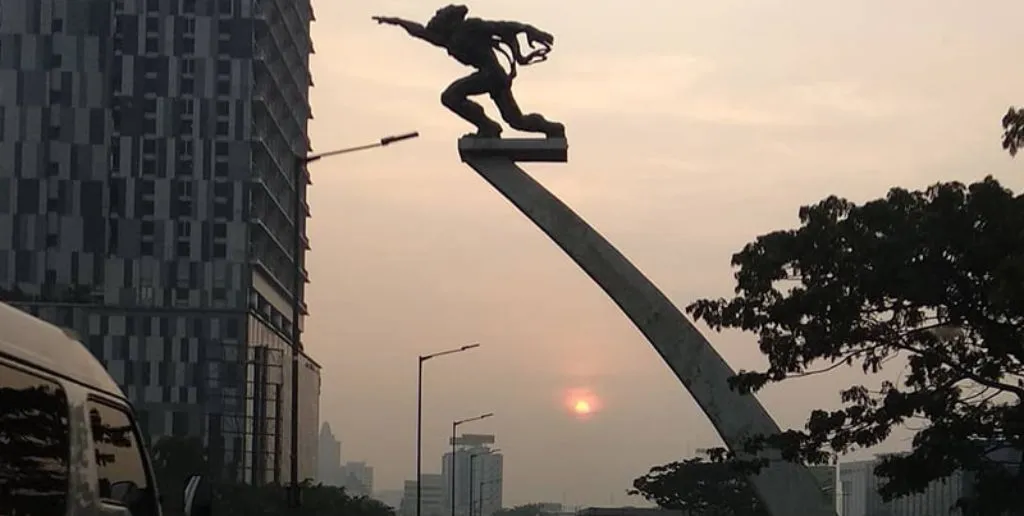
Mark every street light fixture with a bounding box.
[452,413,494,516]
[286,131,420,507]
[416,344,482,516]
[469,448,500,516]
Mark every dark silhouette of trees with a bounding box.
[493,504,558,516]
[148,435,394,516]
[686,177,1024,515]
[629,451,768,516]
[151,436,209,516]
[1003,107,1024,157]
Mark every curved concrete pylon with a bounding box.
[459,139,836,516]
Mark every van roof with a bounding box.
[0,302,125,399]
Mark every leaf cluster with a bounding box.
[684,177,1024,514]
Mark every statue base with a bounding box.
[458,137,568,163]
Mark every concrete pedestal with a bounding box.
[458,137,836,516]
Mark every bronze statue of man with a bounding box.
[373,5,565,139]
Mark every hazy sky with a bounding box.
[302,0,1024,506]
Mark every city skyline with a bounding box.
[304,0,1024,507]
[2,0,1023,509]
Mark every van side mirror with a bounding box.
[184,475,212,516]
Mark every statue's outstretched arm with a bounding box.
[372,16,443,46]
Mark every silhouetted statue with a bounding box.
[374,5,565,139]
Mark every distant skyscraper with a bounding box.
[317,422,342,486]
[401,474,444,516]
[341,461,375,497]
[0,0,320,485]
[442,434,503,516]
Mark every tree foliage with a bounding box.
[149,435,394,516]
[151,435,209,516]
[212,481,395,516]
[629,451,767,516]
[686,177,1024,515]
[493,504,558,516]
[1003,107,1024,157]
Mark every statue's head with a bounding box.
[427,4,468,35]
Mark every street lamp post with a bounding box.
[286,131,419,507]
[469,448,500,516]
[451,413,494,516]
[416,345,482,516]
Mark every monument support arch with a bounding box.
[458,137,837,516]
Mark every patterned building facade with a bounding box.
[0,0,319,484]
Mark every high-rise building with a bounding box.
[341,461,375,497]
[0,0,319,485]
[442,434,503,516]
[401,474,445,516]
[317,422,342,486]
[839,457,970,516]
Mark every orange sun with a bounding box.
[564,388,601,418]
[573,400,592,414]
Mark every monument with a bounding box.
[375,6,836,516]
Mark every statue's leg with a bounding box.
[491,87,565,138]
[441,73,502,137]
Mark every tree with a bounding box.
[151,436,208,516]
[493,504,557,516]
[629,451,767,516]
[212,481,395,516]
[1003,107,1024,157]
[686,177,1024,515]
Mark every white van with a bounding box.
[0,301,163,516]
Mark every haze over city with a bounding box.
[304,0,1024,506]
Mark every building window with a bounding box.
[0,363,71,515]
[142,138,157,155]
[215,141,229,157]
[180,78,194,95]
[214,162,228,177]
[145,37,159,54]
[219,0,233,16]
[88,401,158,514]
[181,0,196,15]
[173,288,190,307]
[141,158,157,176]
[51,18,64,32]
[50,53,62,68]
[215,121,229,136]
[146,17,159,33]
[175,181,193,198]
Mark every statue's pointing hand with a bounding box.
[372,16,399,25]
